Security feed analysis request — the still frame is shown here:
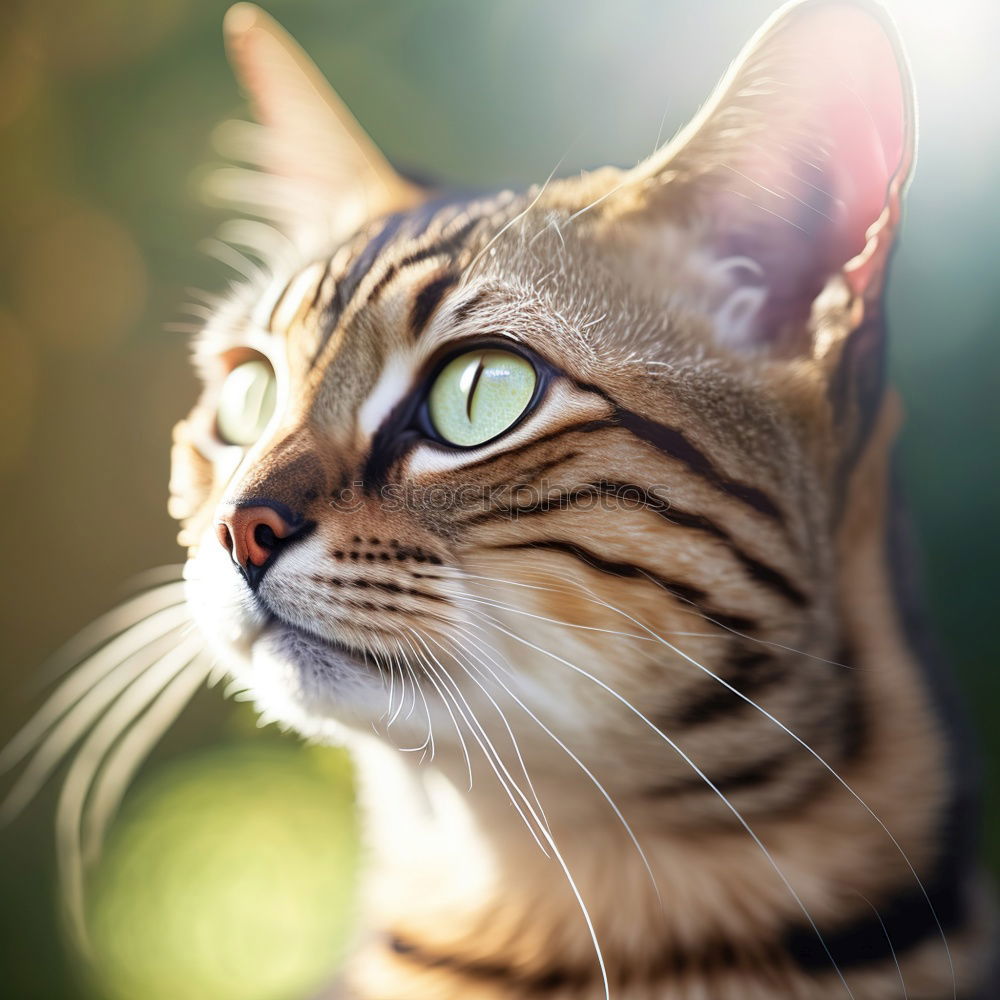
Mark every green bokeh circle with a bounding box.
[87,742,358,1000]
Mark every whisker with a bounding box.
[175,302,216,321]
[55,634,205,953]
[457,562,952,988]
[217,219,297,269]
[183,286,225,307]
[422,631,550,838]
[406,630,489,797]
[405,630,610,1000]
[856,890,908,1000]
[406,627,549,855]
[384,646,397,726]
[82,652,214,865]
[445,624,661,907]
[199,237,268,283]
[441,585,655,643]
[0,610,192,816]
[528,573,952,996]
[401,634,469,782]
[404,651,435,757]
[470,613,855,999]
[463,154,569,285]
[564,168,641,227]
[29,580,188,692]
[460,565,850,669]
[388,646,433,753]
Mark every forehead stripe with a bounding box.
[409,271,459,338]
[362,211,482,314]
[268,260,329,336]
[309,203,488,368]
[310,211,410,366]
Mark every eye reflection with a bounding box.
[428,349,537,447]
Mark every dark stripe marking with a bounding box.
[466,455,582,518]
[503,451,580,488]
[391,834,972,990]
[364,214,482,313]
[668,651,784,728]
[309,575,447,604]
[491,538,756,632]
[438,364,784,530]
[784,837,968,974]
[470,479,807,606]
[612,406,785,523]
[456,419,614,477]
[647,747,796,799]
[449,287,491,326]
[652,501,806,606]
[312,213,410,364]
[389,797,972,993]
[409,272,460,338]
[397,223,474,273]
[311,200,486,366]
[268,256,333,335]
[398,213,484,272]
[389,935,581,993]
[362,259,400,306]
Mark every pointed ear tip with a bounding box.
[779,0,907,60]
[777,0,895,26]
[771,0,913,128]
[223,3,265,42]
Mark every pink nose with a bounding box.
[216,504,293,578]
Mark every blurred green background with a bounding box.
[0,0,996,996]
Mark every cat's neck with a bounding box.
[341,652,956,1000]
[336,397,981,999]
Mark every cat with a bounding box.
[4,1,996,997]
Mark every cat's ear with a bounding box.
[622,0,914,358]
[218,3,421,243]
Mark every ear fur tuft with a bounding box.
[217,3,421,246]
[618,0,915,356]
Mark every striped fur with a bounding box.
[8,1,993,996]
[175,3,995,998]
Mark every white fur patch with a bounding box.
[358,354,414,438]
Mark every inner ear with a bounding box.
[626,1,913,356]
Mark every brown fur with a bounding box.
[170,4,997,997]
[11,2,993,996]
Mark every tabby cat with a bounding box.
[5,1,996,997]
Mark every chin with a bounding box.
[250,622,393,737]
[183,542,390,743]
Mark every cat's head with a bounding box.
[175,1,913,809]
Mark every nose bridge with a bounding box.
[214,418,390,588]
[222,428,330,515]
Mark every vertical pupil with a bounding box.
[461,355,486,419]
[427,349,536,447]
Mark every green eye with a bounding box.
[216,359,277,447]
[428,349,537,447]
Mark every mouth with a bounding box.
[255,609,377,681]
[234,615,387,733]
[194,565,401,722]
[247,572,410,676]
[185,548,395,728]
